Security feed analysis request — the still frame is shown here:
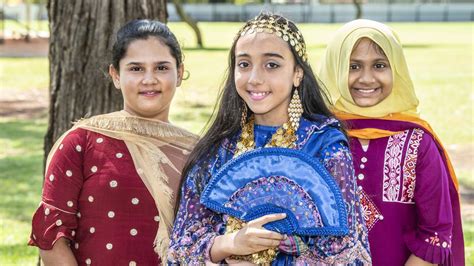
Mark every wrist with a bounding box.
[210,233,235,262]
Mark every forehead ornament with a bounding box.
[236,15,308,62]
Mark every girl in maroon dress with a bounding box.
[319,19,464,265]
[29,20,198,265]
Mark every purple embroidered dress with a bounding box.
[346,119,464,266]
[168,116,371,265]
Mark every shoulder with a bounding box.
[408,127,444,163]
[299,115,347,146]
[169,123,200,141]
[297,115,348,158]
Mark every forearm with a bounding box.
[39,238,77,266]
[405,254,436,266]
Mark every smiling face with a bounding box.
[234,32,302,126]
[109,36,183,122]
[348,38,393,107]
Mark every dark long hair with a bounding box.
[180,13,335,196]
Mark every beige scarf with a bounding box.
[45,111,198,260]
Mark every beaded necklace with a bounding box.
[234,115,297,158]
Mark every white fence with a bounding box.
[167,3,474,22]
[3,3,474,23]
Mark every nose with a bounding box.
[142,70,158,85]
[248,66,264,86]
[358,68,375,84]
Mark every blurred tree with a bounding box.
[172,0,203,47]
[44,0,167,163]
[353,0,363,19]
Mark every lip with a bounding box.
[248,90,270,101]
[351,87,381,97]
[139,90,162,97]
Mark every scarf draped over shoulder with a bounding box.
[45,111,199,260]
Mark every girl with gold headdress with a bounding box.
[168,13,371,265]
[319,19,464,265]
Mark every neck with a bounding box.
[122,108,170,123]
[254,113,289,126]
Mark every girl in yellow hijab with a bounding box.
[319,19,464,266]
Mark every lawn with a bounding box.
[0,21,472,265]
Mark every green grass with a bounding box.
[1,22,473,264]
[2,19,49,34]
[0,118,46,265]
[465,220,474,265]
[0,58,49,92]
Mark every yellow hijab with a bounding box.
[318,19,419,118]
[318,19,459,190]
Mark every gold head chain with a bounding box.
[236,14,308,62]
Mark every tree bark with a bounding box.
[44,0,167,165]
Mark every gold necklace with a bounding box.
[234,115,297,157]
[229,115,298,264]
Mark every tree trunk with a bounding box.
[172,0,203,48]
[353,0,363,19]
[44,0,167,165]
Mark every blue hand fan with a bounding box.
[201,147,349,236]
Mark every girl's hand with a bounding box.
[229,213,287,255]
[210,213,287,263]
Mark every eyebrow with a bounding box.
[350,57,389,63]
[236,52,285,60]
[125,61,172,66]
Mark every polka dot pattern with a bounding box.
[131,198,139,205]
[31,131,162,264]
[110,180,118,188]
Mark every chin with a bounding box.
[354,99,380,108]
[248,108,271,116]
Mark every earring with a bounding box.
[288,88,303,130]
[241,103,248,128]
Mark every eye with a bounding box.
[374,63,388,69]
[157,65,169,71]
[237,61,249,68]
[266,62,280,69]
[129,66,142,72]
[349,63,360,70]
